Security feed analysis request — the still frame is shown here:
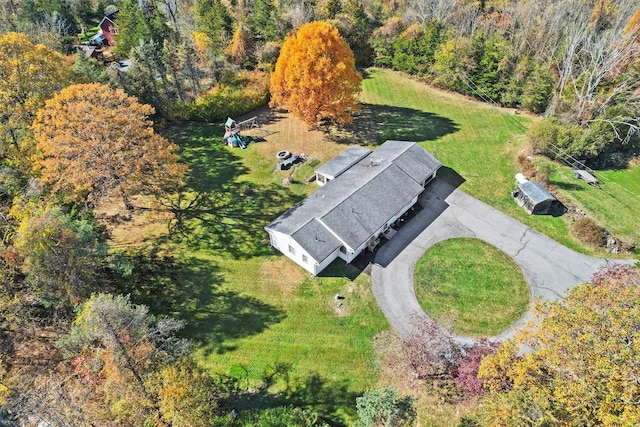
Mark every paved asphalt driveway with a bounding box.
[371,178,635,344]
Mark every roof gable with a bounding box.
[320,164,424,249]
[266,141,441,259]
[291,219,342,262]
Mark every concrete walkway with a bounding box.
[371,178,635,344]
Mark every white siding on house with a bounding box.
[265,141,442,275]
[336,245,356,263]
[315,248,341,274]
[269,230,320,275]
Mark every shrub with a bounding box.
[516,152,537,178]
[186,71,269,122]
[356,388,416,427]
[527,118,585,159]
[234,406,328,426]
[454,341,500,400]
[374,314,461,390]
[571,217,606,247]
[527,118,561,155]
[591,263,640,287]
[534,162,554,186]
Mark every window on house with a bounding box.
[302,254,308,263]
[288,245,295,255]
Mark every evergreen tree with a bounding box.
[356,388,416,427]
[72,51,108,84]
[321,0,342,19]
[250,0,281,43]
[195,0,234,55]
[113,0,175,57]
[342,0,376,65]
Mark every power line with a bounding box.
[548,143,640,200]
[458,72,527,132]
[456,73,639,213]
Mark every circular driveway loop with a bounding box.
[371,178,636,344]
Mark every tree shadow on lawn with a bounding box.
[327,103,460,146]
[163,121,303,258]
[162,181,303,258]
[231,367,360,427]
[116,248,286,354]
[166,121,248,191]
[236,105,289,128]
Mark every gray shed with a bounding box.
[514,181,557,215]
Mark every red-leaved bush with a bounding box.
[403,314,461,382]
[454,340,500,399]
[374,313,461,389]
[590,263,640,287]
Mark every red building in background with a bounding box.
[98,16,117,46]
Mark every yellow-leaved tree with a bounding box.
[0,32,72,160]
[33,83,187,210]
[270,21,362,126]
[477,264,640,426]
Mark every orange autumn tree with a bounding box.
[270,21,362,126]
[33,83,186,210]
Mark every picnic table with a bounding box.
[573,169,600,188]
[277,153,300,170]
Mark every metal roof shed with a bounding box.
[514,181,557,215]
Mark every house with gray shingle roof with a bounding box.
[265,141,442,275]
[315,145,371,185]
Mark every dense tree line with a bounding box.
[1,0,640,424]
[0,20,359,427]
[1,0,637,166]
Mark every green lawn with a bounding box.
[360,68,580,252]
[139,121,387,425]
[414,238,530,337]
[548,161,640,243]
[118,68,638,425]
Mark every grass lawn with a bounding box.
[546,160,640,244]
[134,120,388,426]
[105,68,637,425]
[359,68,584,252]
[414,238,530,337]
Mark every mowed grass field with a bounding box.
[108,68,638,425]
[550,161,640,243]
[360,69,585,251]
[140,122,388,425]
[361,69,640,253]
[414,238,530,337]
